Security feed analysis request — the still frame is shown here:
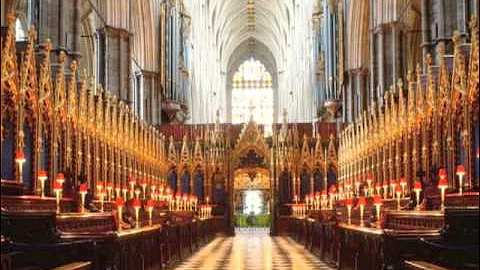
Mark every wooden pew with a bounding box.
[411,207,479,269]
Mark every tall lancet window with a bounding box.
[232,58,273,135]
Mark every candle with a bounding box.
[358,196,366,226]
[355,179,361,197]
[146,199,155,225]
[321,191,327,209]
[56,173,65,199]
[133,198,141,228]
[15,150,26,183]
[413,180,422,210]
[99,191,105,212]
[115,187,121,199]
[456,165,465,195]
[395,185,402,210]
[141,180,147,199]
[375,182,381,196]
[115,197,125,230]
[106,182,113,201]
[315,192,320,210]
[399,178,407,197]
[183,194,188,211]
[176,192,182,211]
[345,198,353,224]
[390,180,397,199]
[151,184,157,198]
[438,178,448,211]
[128,177,136,199]
[96,181,104,198]
[38,170,48,198]
[382,182,389,199]
[79,183,88,213]
[373,194,383,221]
[366,173,373,195]
[135,188,141,199]
[53,181,62,213]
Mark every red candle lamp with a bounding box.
[79,183,88,213]
[345,197,353,223]
[373,194,383,220]
[38,170,48,198]
[399,178,407,196]
[141,180,148,199]
[132,198,141,227]
[438,178,448,211]
[128,177,136,199]
[146,199,155,222]
[358,196,366,225]
[413,180,422,210]
[15,150,26,183]
[115,197,125,230]
[456,165,465,195]
[53,181,62,213]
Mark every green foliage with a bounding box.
[234,214,271,227]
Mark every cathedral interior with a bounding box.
[0,0,479,269]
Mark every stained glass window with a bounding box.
[232,58,273,135]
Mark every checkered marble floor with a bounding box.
[173,228,334,270]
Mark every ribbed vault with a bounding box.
[186,0,315,123]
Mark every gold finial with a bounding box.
[44,39,52,53]
[436,42,446,57]
[424,53,432,67]
[397,78,403,91]
[58,51,66,64]
[6,11,15,26]
[27,27,37,43]
[469,15,478,29]
[70,60,78,74]
[415,63,422,78]
[452,30,462,46]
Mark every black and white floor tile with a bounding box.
[173,228,334,270]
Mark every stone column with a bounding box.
[377,27,385,100]
[421,0,432,72]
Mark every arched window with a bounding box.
[231,58,273,135]
[15,18,27,41]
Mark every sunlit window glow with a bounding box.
[232,58,273,136]
[243,190,263,215]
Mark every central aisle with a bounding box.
[174,228,334,270]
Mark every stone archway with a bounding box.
[229,117,272,233]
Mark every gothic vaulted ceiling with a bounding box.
[207,0,293,71]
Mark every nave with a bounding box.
[174,229,333,270]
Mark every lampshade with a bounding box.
[53,180,62,191]
[115,197,125,208]
[146,199,155,208]
[344,198,353,206]
[132,198,141,208]
[38,170,48,180]
[456,165,465,176]
[373,194,383,205]
[15,150,26,163]
[414,181,422,190]
[438,178,448,188]
[79,183,88,193]
[358,196,366,206]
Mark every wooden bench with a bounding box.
[48,261,91,270]
[404,260,453,270]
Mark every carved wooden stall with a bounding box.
[280,16,479,270]
[1,13,226,270]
